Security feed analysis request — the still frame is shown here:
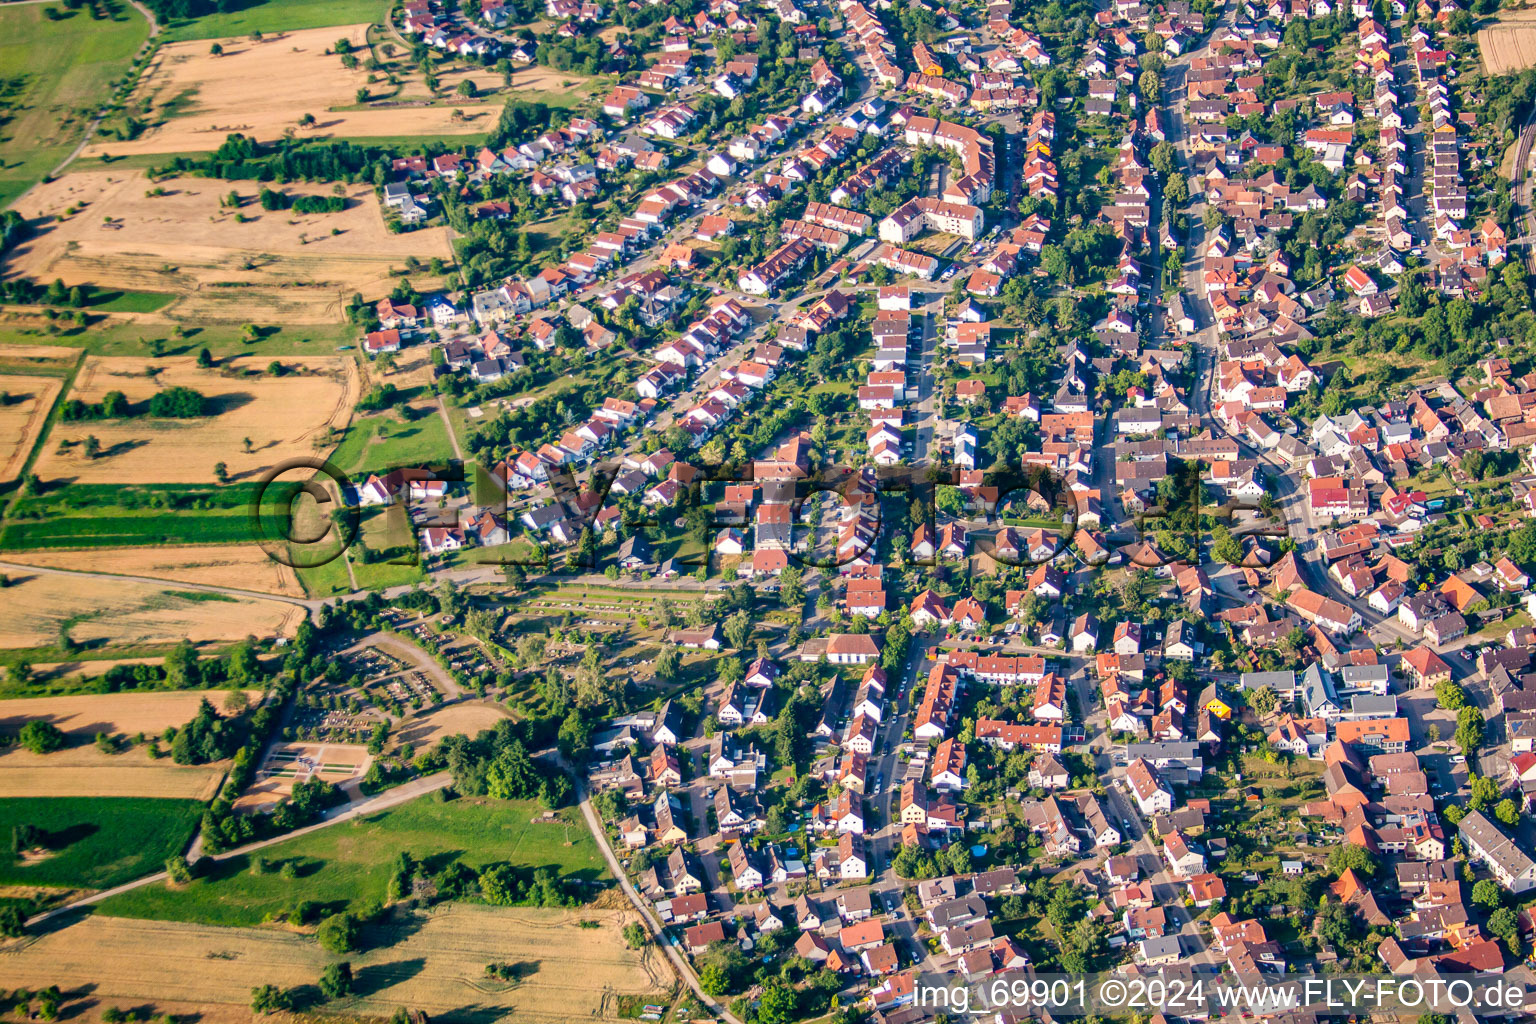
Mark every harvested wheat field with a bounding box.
[31,354,357,484]
[395,701,514,749]
[8,171,453,324]
[0,573,304,648]
[0,690,262,737]
[8,544,305,597]
[0,375,61,481]
[0,745,227,799]
[79,26,502,159]
[1,905,669,1023]
[234,741,369,811]
[1481,12,1536,72]
[0,343,83,361]
[506,64,600,94]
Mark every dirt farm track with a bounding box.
[0,906,671,1023]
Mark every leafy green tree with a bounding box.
[485,741,539,800]
[698,963,729,996]
[1248,686,1278,717]
[1489,906,1522,956]
[316,912,361,954]
[1435,679,1467,710]
[1472,879,1504,909]
[0,903,25,936]
[757,980,799,1024]
[250,985,293,1014]
[1326,843,1378,878]
[1211,525,1243,565]
[479,863,521,905]
[1456,707,1485,758]
[319,961,353,999]
[18,719,65,754]
[164,855,192,885]
[654,646,680,683]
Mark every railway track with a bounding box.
[1516,117,1536,274]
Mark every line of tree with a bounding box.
[156,134,396,185]
[258,188,347,213]
[61,386,206,421]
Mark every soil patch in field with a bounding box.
[31,354,356,485]
[8,170,454,325]
[0,573,304,648]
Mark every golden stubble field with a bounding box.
[394,701,515,749]
[0,745,228,799]
[0,374,61,481]
[0,691,260,799]
[1480,10,1536,72]
[0,690,263,737]
[8,544,305,597]
[80,25,503,158]
[1,905,671,1023]
[0,572,304,648]
[7,170,454,324]
[31,354,357,484]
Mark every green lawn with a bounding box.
[0,4,150,208]
[0,797,203,890]
[349,555,424,591]
[0,508,255,549]
[84,289,177,313]
[95,795,609,926]
[330,407,455,477]
[0,318,357,359]
[161,0,393,41]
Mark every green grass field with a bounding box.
[329,407,455,477]
[84,289,178,313]
[0,797,203,890]
[0,319,356,359]
[0,4,150,209]
[294,535,353,597]
[0,509,256,549]
[0,481,317,550]
[161,0,392,41]
[95,795,609,926]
